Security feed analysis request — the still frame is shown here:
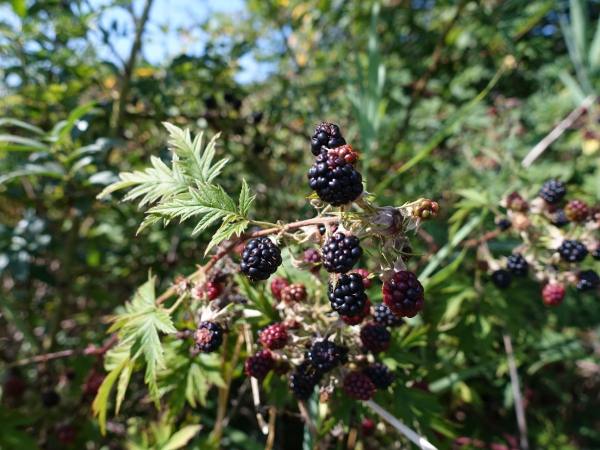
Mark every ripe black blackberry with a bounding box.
[343,372,376,400]
[307,152,364,207]
[363,362,394,389]
[373,303,404,328]
[321,232,363,273]
[240,237,282,281]
[42,390,60,408]
[558,240,588,263]
[306,341,343,373]
[360,323,391,353]
[497,218,512,231]
[328,273,368,318]
[491,270,512,289]
[577,270,600,292]
[289,362,322,400]
[507,254,528,276]
[552,209,570,228]
[259,323,288,350]
[342,297,371,325]
[195,321,224,353]
[593,244,600,261]
[245,350,275,380]
[310,122,346,156]
[539,179,567,204]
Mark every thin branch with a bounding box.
[297,400,327,450]
[502,332,529,450]
[265,407,277,450]
[244,324,269,434]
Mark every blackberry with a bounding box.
[202,282,223,301]
[64,368,76,381]
[42,390,60,408]
[542,284,566,307]
[363,362,394,389]
[361,418,376,437]
[303,248,322,273]
[558,240,588,263]
[402,244,414,262]
[328,273,368,318]
[552,209,570,228]
[270,277,289,301]
[240,237,282,281]
[245,350,275,380]
[306,341,343,373]
[259,323,288,350]
[491,270,512,289]
[382,270,425,318]
[307,152,364,207]
[310,122,346,156]
[2,373,27,398]
[290,361,322,399]
[360,323,391,353]
[577,270,600,292]
[593,244,600,260]
[497,218,512,231]
[564,199,589,222]
[322,232,363,273]
[195,321,224,353]
[343,372,376,401]
[506,192,528,212]
[280,282,307,303]
[507,254,528,276]
[413,199,439,221]
[353,268,372,288]
[342,297,371,325]
[318,224,326,235]
[56,425,77,446]
[539,179,567,204]
[373,303,403,328]
[84,373,105,396]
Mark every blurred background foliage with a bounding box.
[0,0,599,449]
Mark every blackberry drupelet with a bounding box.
[363,362,394,389]
[259,323,288,350]
[42,390,60,408]
[343,372,376,400]
[577,270,600,292]
[280,282,307,302]
[564,199,589,222]
[373,303,404,328]
[245,350,275,380]
[491,270,512,289]
[270,277,289,301]
[558,240,588,263]
[539,179,567,204]
[382,270,425,318]
[328,273,368,318]
[542,284,565,306]
[306,341,343,373]
[310,122,346,156]
[322,232,363,273]
[507,254,528,276]
[497,218,512,231]
[342,298,371,325]
[360,323,391,353]
[307,152,364,207]
[552,209,570,228]
[240,237,282,281]
[195,321,224,353]
[592,244,600,260]
[290,362,322,400]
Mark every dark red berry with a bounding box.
[539,179,566,204]
[240,237,282,281]
[322,232,363,273]
[307,152,364,207]
[413,199,439,221]
[564,199,589,222]
[353,268,372,288]
[361,418,376,437]
[280,282,307,303]
[202,281,223,300]
[195,321,224,353]
[363,362,394,389]
[330,144,359,165]
[310,122,346,156]
[42,390,60,408]
[507,254,528,276]
[259,323,288,350]
[360,323,391,353]
[328,273,368,318]
[304,248,322,273]
[491,269,512,289]
[270,277,289,300]
[542,284,565,306]
[558,240,588,263]
[84,373,105,396]
[342,297,371,325]
[343,372,376,400]
[382,270,425,318]
[56,425,77,446]
[2,374,27,398]
[245,350,275,379]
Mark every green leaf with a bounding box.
[558,70,586,105]
[93,356,129,435]
[0,118,44,134]
[185,362,209,408]
[238,179,255,217]
[162,425,202,450]
[204,219,249,256]
[116,359,134,415]
[54,101,97,143]
[0,163,66,185]
[589,16,600,72]
[0,134,51,151]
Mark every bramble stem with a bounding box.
[503,332,530,450]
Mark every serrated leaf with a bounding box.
[116,359,134,415]
[162,425,202,450]
[204,219,249,256]
[238,179,255,217]
[93,356,129,435]
[185,363,209,408]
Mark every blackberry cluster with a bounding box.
[373,303,404,327]
[507,254,528,276]
[558,240,588,263]
[259,323,288,350]
[342,298,371,325]
[491,270,512,289]
[306,341,344,373]
[552,209,570,228]
[360,323,391,353]
[42,390,60,408]
[328,273,368,318]
[280,282,307,302]
[195,321,224,353]
[497,218,512,231]
[343,372,376,400]
[290,362,322,399]
[310,122,346,156]
[363,362,394,389]
[539,179,567,204]
[307,152,364,207]
[270,277,289,300]
[577,270,600,292]
[321,232,363,273]
[564,199,589,222]
[382,270,425,318]
[542,284,566,307]
[240,237,282,281]
[245,350,275,380]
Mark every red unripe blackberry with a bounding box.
[593,244,600,260]
[330,144,359,165]
[506,192,528,212]
[564,199,589,222]
[303,248,322,273]
[539,179,566,204]
[542,284,566,306]
[382,270,425,318]
[353,268,372,288]
[290,361,322,399]
[202,281,223,300]
[497,218,512,231]
[322,232,363,273]
[328,273,368,318]
[195,321,224,353]
[2,374,27,398]
[373,303,404,327]
[270,277,289,300]
[360,323,391,353]
[311,122,346,156]
[280,282,307,303]
[306,340,344,373]
[491,269,512,289]
[343,372,376,401]
[259,323,288,349]
[413,199,439,220]
[552,209,570,228]
[577,270,600,292]
[363,362,394,389]
[558,240,588,263]
[507,254,528,276]
[307,152,364,207]
[84,373,105,396]
[342,297,371,325]
[42,390,60,408]
[361,418,376,437]
[56,424,77,446]
[240,237,282,281]
[245,350,275,380]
